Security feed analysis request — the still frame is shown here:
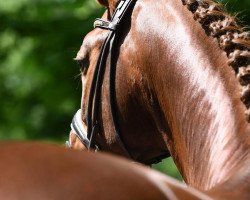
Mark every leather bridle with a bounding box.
[68,0,136,159]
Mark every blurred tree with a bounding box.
[220,0,250,25]
[0,0,104,141]
[0,0,249,179]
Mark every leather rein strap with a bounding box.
[71,0,136,158]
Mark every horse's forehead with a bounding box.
[76,29,108,60]
[76,10,109,61]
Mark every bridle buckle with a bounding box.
[94,19,117,31]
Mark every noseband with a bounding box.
[69,0,136,158]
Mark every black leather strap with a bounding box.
[94,0,135,30]
[87,0,135,157]
[87,34,112,149]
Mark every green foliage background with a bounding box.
[0,0,249,180]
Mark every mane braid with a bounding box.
[182,0,250,122]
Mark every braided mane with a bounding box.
[182,0,250,122]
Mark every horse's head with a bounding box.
[68,11,110,151]
[68,0,171,164]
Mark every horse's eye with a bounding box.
[77,59,89,75]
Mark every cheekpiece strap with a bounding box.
[86,0,135,156]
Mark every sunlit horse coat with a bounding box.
[71,0,250,199]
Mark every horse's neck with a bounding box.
[132,0,250,190]
[207,157,250,199]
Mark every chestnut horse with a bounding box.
[0,141,211,200]
[69,0,250,199]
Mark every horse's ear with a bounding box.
[97,0,108,7]
[97,0,119,15]
[110,0,119,12]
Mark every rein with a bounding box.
[70,0,136,158]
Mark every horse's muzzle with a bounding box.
[66,109,89,150]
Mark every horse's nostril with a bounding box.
[76,60,82,68]
[77,60,84,68]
